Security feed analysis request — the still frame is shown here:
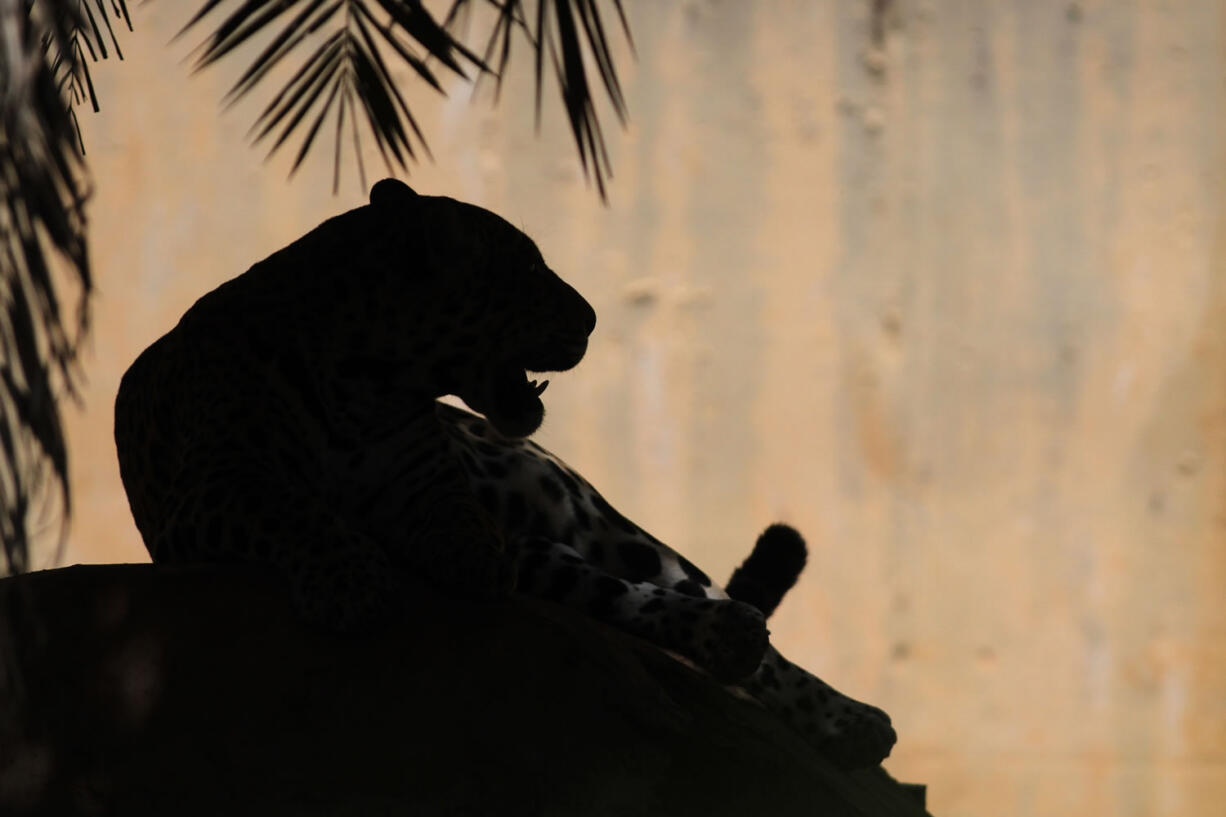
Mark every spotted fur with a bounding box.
[440,402,896,768]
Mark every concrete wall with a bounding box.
[43,2,1226,815]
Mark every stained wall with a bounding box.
[41,2,1226,815]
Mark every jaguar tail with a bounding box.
[724,524,808,619]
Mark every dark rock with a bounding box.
[0,564,929,816]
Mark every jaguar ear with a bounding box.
[369,178,418,207]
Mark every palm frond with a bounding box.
[182,0,631,196]
[465,0,631,198]
[0,0,129,575]
[183,0,484,191]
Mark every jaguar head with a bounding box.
[369,179,596,438]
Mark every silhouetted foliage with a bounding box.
[0,0,130,574]
[181,0,630,192]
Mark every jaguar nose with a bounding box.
[579,296,597,335]
[559,280,596,336]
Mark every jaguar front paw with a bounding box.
[776,680,897,769]
[810,699,897,769]
[747,652,897,769]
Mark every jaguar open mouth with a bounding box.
[464,336,588,438]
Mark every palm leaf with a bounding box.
[181,0,631,196]
[0,0,130,574]
[462,0,631,197]
[184,0,482,191]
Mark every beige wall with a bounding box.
[41,2,1226,815]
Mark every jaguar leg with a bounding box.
[513,536,768,683]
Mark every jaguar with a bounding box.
[113,179,895,768]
